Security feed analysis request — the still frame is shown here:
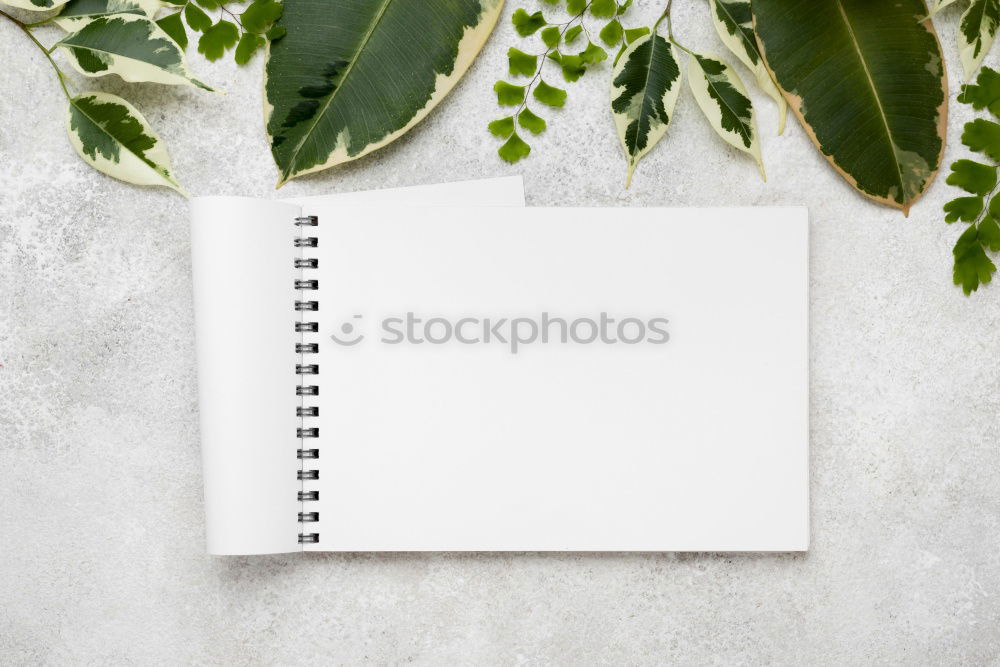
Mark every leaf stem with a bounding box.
[513,1,593,121]
[0,7,72,100]
[659,0,695,56]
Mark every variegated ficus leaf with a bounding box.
[0,0,70,10]
[927,0,962,16]
[708,0,787,134]
[56,15,212,90]
[754,0,947,214]
[610,33,682,187]
[958,0,1000,81]
[266,0,504,186]
[66,92,186,196]
[53,0,160,31]
[687,52,765,179]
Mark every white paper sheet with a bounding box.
[192,176,526,554]
[304,206,809,552]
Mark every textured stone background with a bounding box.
[2,1,999,664]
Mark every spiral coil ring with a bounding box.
[295,215,320,546]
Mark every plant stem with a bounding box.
[659,0,696,56]
[0,8,72,99]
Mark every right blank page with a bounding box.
[310,206,808,551]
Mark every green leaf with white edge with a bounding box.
[927,0,961,17]
[687,52,764,180]
[610,33,682,187]
[753,0,946,214]
[1,0,70,11]
[57,15,212,89]
[953,223,996,294]
[66,91,186,196]
[959,0,1000,82]
[958,67,1000,118]
[265,0,504,186]
[53,0,159,31]
[946,159,997,194]
[709,0,787,134]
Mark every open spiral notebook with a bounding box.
[190,176,809,555]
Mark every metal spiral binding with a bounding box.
[295,214,320,546]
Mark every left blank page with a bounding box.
[191,197,301,555]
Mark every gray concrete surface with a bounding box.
[2,1,999,664]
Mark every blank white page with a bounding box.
[305,206,809,551]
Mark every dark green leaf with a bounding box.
[508,47,538,76]
[198,20,239,61]
[567,0,586,14]
[498,132,531,162]
[512,8,545,36]
[265,0,504,186]
[184,2,211,32]
[953,223,996,294]
[494,80,526,106]
[534,79,567,107]
[488,116,515,138]
[265,25,286,41]
[518,108,546,134]
[944,196,985,223]
[156,11,187,49]
[947,159,997,194]
[600,19,623,47]
[753,0,946,213]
